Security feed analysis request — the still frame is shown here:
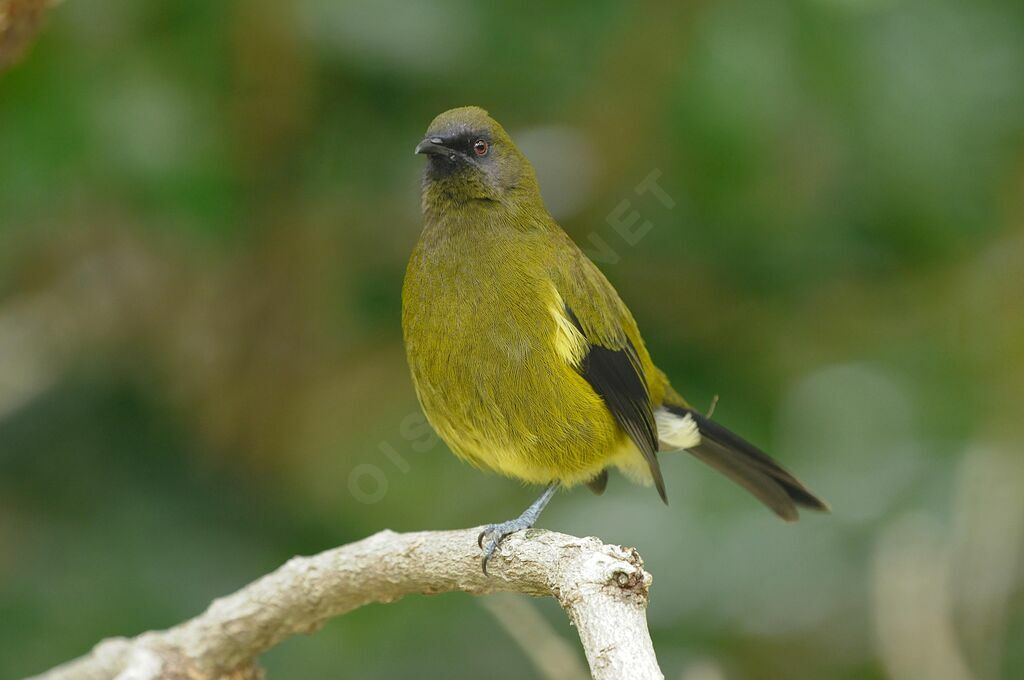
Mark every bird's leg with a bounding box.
[477,483,559,574]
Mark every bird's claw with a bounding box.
[477,518,533,575]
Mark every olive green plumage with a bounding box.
[403,106,828,521]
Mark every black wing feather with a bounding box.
[566,305,666,503]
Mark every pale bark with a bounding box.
[30,528,663,680]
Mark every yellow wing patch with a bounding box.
[549,285,589,368]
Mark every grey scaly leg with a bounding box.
[478,483,559,574]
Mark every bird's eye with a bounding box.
[473,139,489,156]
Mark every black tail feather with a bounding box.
[665,405,830,520]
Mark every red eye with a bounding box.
[473,139,489,156]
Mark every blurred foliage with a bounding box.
[2,0,1024,678]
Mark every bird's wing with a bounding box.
[552,243,666,502]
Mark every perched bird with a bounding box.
[403,106,829,572]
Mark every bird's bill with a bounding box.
[414,137,452,156]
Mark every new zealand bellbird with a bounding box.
[403,106,829,572]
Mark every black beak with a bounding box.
[414,136,450,156]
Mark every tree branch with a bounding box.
[29,528,663,680]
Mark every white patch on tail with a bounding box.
[655,407,701,450]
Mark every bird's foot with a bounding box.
[476,483,559,575]
[477,517,534,575]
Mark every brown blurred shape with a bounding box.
[0,0,53,71]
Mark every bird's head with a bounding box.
[415,106,540,207]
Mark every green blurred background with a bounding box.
[2,0,1023,678]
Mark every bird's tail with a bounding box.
[658,404,830,521]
